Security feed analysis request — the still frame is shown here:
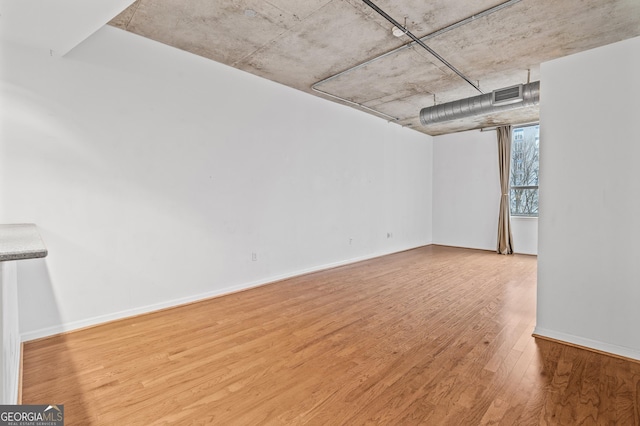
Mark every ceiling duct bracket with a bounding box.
[420,81,540,126]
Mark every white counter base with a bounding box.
[1,262,20,404]
[0,224,47,404]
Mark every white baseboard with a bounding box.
[431,242,537,256]
[21,245,429,342]
[533,327,640,361]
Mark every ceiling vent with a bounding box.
[492,84,523,105]
[420,81,540,126]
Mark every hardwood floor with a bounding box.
[22,246,640,425]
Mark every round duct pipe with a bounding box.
[420,81,540,126]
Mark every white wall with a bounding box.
[536,36,640,360]
[0,26,433,340]
[433,129,538,255]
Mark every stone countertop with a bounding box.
[0,224,48,262]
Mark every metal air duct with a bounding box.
[420,81,540,126]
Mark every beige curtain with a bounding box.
[497,126,513,255]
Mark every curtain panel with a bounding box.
[497,126,514,255]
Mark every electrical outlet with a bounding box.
[252,252,257,261]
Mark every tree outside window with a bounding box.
[510,124,539,216]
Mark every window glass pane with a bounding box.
[510,124,539,216]
[510,188,538,216]
[510,125,539,187]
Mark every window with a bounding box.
[510,124,539,216]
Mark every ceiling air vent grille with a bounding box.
[492,84,523,105]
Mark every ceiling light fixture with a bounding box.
[392,17,407,37]
[391,26,405,37]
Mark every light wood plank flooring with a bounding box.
[22,245,640,424]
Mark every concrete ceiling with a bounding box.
[2,1,639,135]
[109,1,640,134]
